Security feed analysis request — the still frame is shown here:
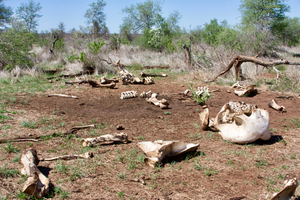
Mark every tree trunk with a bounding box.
[183,44,191,69]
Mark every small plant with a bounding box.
[0,165,19,178]
[117,191,124,199]
[54,160,68,174]
[117,173,126,180]
[164,111,171,115]
[2,142,19,153]
[188,83,212,105]
[21,120,37,129]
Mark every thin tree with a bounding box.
[16,0,42,32]
[0,0,13,28]
[84,0,107,38]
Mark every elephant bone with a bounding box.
[146,93,169,109]
[270,175,298,200]
[268,99,286,112]
[120,91,138,99]
[82,133,128,147]
[143,77,154,85]
[140,91,152,98]
[234,85,257,97]
[213,101,271,144]
[137,140,199,167]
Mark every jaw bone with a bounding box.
[270,175,298,200]
[268,99,286,112]
[137,140,199,168]
[146,93,169,109]
[213,102,271,144]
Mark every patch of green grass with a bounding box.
[255,159,269,168]
[54,160,68,174]
[0,165,19,178]
[164,111,171,115]
[2,142,19,153]
[69,166,85,181]
[117,173,126,180]
[12,154,20,162]
[21,120,37,129]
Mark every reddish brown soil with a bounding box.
[1,75,300,200]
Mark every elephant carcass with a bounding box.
[213,101,271,144]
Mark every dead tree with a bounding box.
[209,55,300,82]
[49,35,58,54]
[183,44,191,68]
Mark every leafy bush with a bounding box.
[87,39,104,55]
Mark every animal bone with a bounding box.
[195,86,210,97]
[40,152,93,161]
[140,91,152,98]
[100,76,119,84]
[213,101,271,144]
[20,149,50,199]
[270,175,298,200]
[140,72,167,77]
[199,105,210,130]
[82,132,128,147]
[143,77,154,85]
[268,99,285,112]
[137,140,199,168]
[234,85,257,97]
[87,80,116,88]
[120,91,138,99]
[184,89,190,96]
[47,94,78,99]
[232,81,244,89]
[146,93,169,109]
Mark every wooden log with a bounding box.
[19,149,50,199]
[144,65,170,69]
[82,133,128,147]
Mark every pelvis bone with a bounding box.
[270,175,298,200]
[200,101,271,144]
[137,140,199,167]
[146,93,169,109]
[121,91,138,99]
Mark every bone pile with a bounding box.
[120,91,138,99]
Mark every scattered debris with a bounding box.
[146,93,169,109]
[129,176,150,185]
[227,90,231,93]
[20,149,50,199]
[211,88,221,92]
[270,174,298,200]
[140,91,152,98]
[200,101,271,144]
[82,132,128,147]
[100,76,119,84]
[121,91,138,99]
[143,77,154,85]
[116,125,124,130]
[67,125,96,134]
[40,152,94,161]
[47,94,78,99]
[268,99,286,112]
[140,72,167,77]
[137,140,199,168]
[184,89,190,96]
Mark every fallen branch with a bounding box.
[67,125,96,134]
[40,152,94,161]
[47,94,78,99]
[0,139,38,144]
[20,149,50,199]
[209,55,300,82]
[144,65,170,69]
[82,132,128,147]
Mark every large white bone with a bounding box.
[234,85,257,97]
[137,140,199,167]
[268,99,285,112]
[120,91,138,99]
[143,77,154,85]
[195,86,210,97]
[146,93,169,109]
[213,102,271,144]
[270,175,298,200]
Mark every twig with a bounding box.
[67,124,96,134]
[0,139,39,144]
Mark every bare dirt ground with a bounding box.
[1,73,300,200]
